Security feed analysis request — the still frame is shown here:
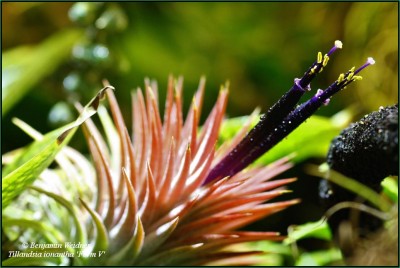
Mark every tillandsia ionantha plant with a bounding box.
[2,40,375,266]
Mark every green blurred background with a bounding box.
[2,2,398,154]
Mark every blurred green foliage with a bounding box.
[2,29,83,115]
[2,2,397,153]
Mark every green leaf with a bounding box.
[295,248,343,266]
[284,219,332,245]
[308,165,392,212]
[250,240,292,255]
[382,176,398,203]
[2,86,113,208]
[2,123,66,177]
[79,198,109,253]
[29,186,88,245]
[2,28,83,115]
[2,218,65,244]
[246,240,292,266]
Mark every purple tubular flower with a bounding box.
[204,41,342,184]
[204,42,374,185]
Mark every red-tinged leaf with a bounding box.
[140,164,157,225]
[157,137,176,208]
[222,199,301,231]
[106,217,144,266]
[167,146,191,207]
[88,138,115,229]
[173,77,184,146]
[183,148,215,196]
[192,76,206,124]
[105,94,129,200]
[185,200,300,237]
[194,88,228,168]
[110,168,138,247]
[148,194,199,233]
[181,98,198,155]
[195,190,291,219]
[149,118,162,180]
[122,127,138,190]
[169,231,282,250]
[230,156,293,185]
[193,177,243,210]
[138,217,179,260]
[174,213,253,241]
[133,89,150,181]
[162,75,175,144]
[240,177,297,196]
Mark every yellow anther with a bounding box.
[352,75,363,81]
[322,54,329,67]
[350,66,355,73]
[317,52,322,63]
[347,72,354,81]
[337,73,345,83]
[309,65,318,74]
[318,67,324,73]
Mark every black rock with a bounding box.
[319,104,398,255]
[327,104,398,191]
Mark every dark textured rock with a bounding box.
[319,104,398,256]
[327,104,398,190]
